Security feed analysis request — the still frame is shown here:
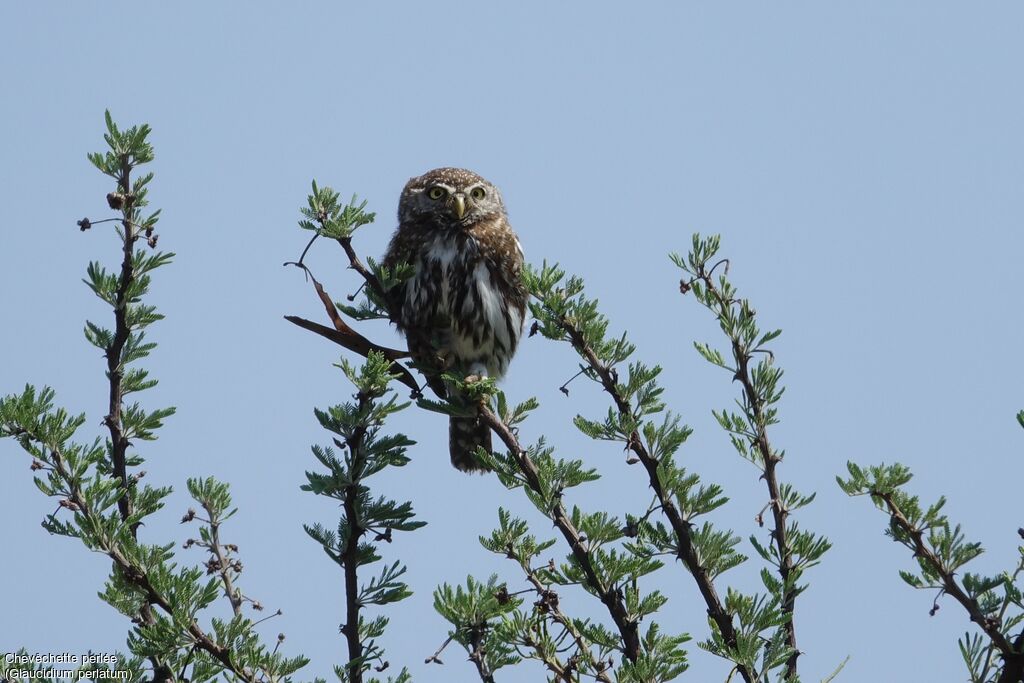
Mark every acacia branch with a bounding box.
[102,158,168,682]
[874,490,1021,680]
[23,429,253,683]
[693,268,800,678]
[106,158,136,527]
[545,315,753,683]
[340,389,373,683]
[467,624,496,683]
[203,506,243,617]
[515,560,613,683]
[282,261,418,394]
[478,405,641,661]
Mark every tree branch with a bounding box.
[515,560,613,683]
[543,314,752,683]
[204,507,243,617]
[478,405,641,661]
[340,389,373,683]
[874,490,1020,677]
[106,157,136,528]
[23,428,254,683]
[104,156,168,682]
[692,267,800,678]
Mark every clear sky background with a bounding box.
[2,3,1022,682]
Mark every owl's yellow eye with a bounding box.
[427,187,447,200]
[470,187,486,200]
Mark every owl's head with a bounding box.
[398,167,505,227]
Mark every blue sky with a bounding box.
[2,3,1022,682]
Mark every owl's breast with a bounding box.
[402,233,524,377]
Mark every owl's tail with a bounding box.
[449,415,492,473]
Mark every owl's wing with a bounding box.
[381,227,410,272]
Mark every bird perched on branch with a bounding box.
[383,167,526,472]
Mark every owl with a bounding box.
[383,168,527,472]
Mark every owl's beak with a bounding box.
[452,193,467,220]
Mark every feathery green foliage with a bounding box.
[302,352,423,683]
[839,457,1024,683]
[1,113,308,683]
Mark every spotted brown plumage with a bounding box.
[383,168,527,472]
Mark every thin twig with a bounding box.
[426,634,454,665]
[558,367,587,397]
